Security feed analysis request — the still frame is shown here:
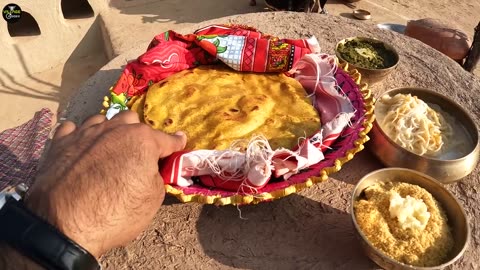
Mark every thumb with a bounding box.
[153,130,188,158]
[53,121,77,141]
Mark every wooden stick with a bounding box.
[464,22,480,72]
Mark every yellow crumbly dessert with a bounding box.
[354,182,453,267]
[135,65,320,150]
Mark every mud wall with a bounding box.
[0,0,109,78]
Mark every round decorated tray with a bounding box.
[102,25,375,205]
[164,63,373,205]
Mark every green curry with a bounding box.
[337,39,396,69]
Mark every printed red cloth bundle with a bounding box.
[111,24,316,97]
[108,24,355,193]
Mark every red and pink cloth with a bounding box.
[158,55,355,192]
[111,24,315,97]
[108,24,355,193]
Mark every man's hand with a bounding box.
[24,111,187,258]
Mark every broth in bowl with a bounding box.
[369,87,480,182]
[375,93,474,160]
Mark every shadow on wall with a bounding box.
[59,15,110,114]
[109,0,267,25]
[0,45,59,102]
[0,16,110,116]
[196,194,375,269]
[332,0,359,9]
[7,11,41,37]
[61,0,95,19]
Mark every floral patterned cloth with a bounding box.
[111,24,316,97]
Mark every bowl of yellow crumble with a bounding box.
[351,168,470,269]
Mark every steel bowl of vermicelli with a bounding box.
[369,87,480,183]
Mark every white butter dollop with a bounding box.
[389,191,431,230]
[354,47,376,60]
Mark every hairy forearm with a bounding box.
[0,244,43,270]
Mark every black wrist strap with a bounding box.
[0,198,100,270]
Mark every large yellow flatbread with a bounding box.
[127,94,146,123]
[134,65,320,150]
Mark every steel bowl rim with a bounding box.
[353,9,372,20]
[350,167,471,269]
[373,87,480,162]
[335,36,400,71]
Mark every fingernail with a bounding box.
[174,131,186,137]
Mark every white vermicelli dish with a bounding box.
[376,93,453,156]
